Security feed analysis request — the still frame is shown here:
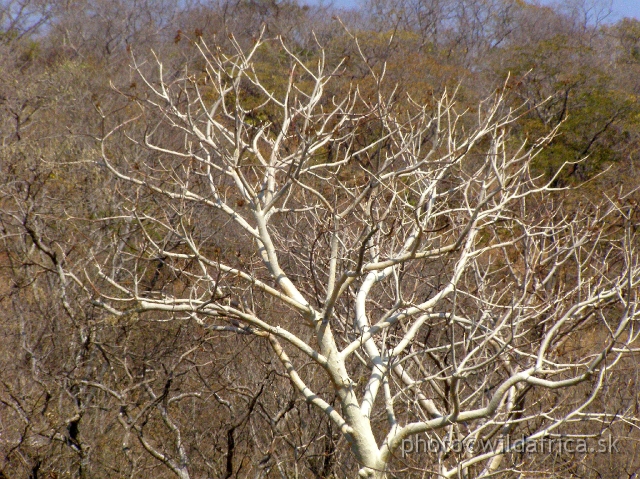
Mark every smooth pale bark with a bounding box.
[87,35,640,477]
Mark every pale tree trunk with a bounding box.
[76,31,640,478]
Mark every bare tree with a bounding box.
[66,32,640,477]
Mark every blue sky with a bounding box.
[324,0,640,21]
[609,1,640,20]
[593,1,640,21]
[543,0,640,21]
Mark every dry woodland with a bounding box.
[1,0,639,478]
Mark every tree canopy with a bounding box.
[1,1,639,477]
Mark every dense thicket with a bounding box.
[1,1,639,477]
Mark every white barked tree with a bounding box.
[72,33,639,477]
